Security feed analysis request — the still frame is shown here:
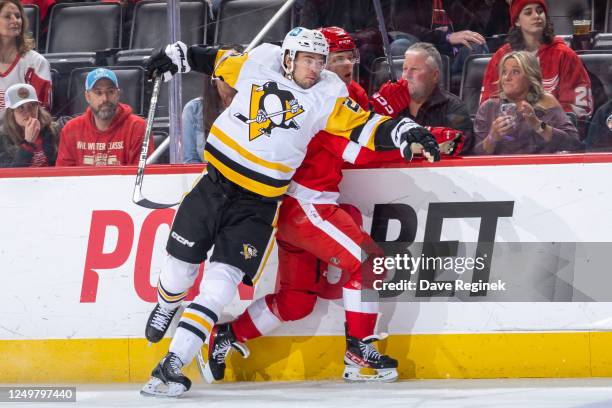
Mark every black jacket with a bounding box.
[398,85,474,154]
[0,127,57,168]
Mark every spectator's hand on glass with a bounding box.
[491,115,515,141]
[447,30,486,49]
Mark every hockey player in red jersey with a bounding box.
[480,0,592,119]
[202,27,455,384]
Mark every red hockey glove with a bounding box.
[370,79,410,118]
[426,127,465,156]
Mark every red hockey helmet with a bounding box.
[319,26,355,53]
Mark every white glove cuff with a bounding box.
[164,41,191,75]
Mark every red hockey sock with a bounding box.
[345,310,377,339]
[231,310,263,343]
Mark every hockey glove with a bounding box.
[426,127,465,156]
[370,79,410,118]
[145,41,191,82]
[400,126,441,163]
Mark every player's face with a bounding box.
[327,50,357,85]
[291,52,325,89]
[401,51,438,101]
[13,101,38,127]
[501,58,528,100]
[85,78,120,121]
[0,2,22,40]
[516,4,546,36]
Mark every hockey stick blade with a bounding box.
[132,76,180,210]
[133,195,179,209]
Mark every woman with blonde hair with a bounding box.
[0,83,57,166]
[473,50,581,155]
[0,0,51,127]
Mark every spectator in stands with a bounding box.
[396,42,473,152]
[56,68,153,166]
[386,0,498,75]
[473,51,581,155]
[480,0,593,120]
[584,100,612,152]
[0,0,51,129]
[182,76,236,163]
[0,83,57,167]
[182,45,241,164]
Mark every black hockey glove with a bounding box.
[145,41,190,82]
[400,126,441,162]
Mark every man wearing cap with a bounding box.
[56,68,154,166]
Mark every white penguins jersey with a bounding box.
[192,43,417,198]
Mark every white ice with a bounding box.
[6,378,612,408]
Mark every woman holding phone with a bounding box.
[472,51,580,155]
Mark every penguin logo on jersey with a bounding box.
[240,244,258,260]
[234,81,305,141]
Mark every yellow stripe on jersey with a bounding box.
[324,97,392,149]
[204,151,289,198]
[210,125,294,174]
[182,312,213,334]
[213,50,248,88]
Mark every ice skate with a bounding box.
[203,323,249,383]
[343,326,398,383]
[140,352,191,397]
[145,304,178,343]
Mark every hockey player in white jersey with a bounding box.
[140,27,440,397]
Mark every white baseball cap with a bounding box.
[5,83,39,109]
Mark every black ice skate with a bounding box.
[145,304,178,343]
[140,352,191,397]
[203,323,249,383]
[343,325,398,383]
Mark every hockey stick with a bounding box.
[372,0,397,81]
[132,76,180,209]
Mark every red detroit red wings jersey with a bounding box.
[480,38,593,119]
[286,81,400,204]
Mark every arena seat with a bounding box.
[368,55,450,96]
[214,0,294,45]
[116,0,206,66]
[154,71,206,118]
[66,66,146,116]
[459,54,492,117]
[548,0,592,35]
[46,3,122,53]
[128,0,205,50]
[23,5,39,50]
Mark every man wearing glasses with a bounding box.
[56,68,154,166]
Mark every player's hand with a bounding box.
[370,79,410,118]
[400,126,440,163]
[145,41,190,82]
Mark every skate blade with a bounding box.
[342,366,398,383]
[140,377,187,397]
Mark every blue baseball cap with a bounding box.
[85,68,119,91]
